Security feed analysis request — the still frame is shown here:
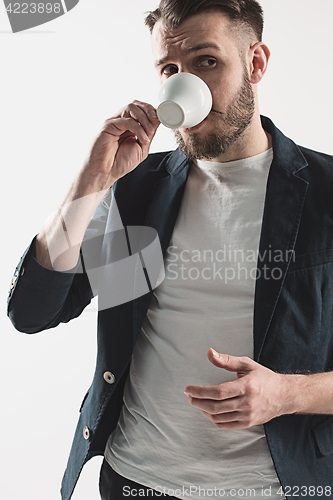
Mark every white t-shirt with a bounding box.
[105,148,286,499]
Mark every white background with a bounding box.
[1,1,332,499]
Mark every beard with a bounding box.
[174,67,255,161]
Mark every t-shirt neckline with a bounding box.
[195,148,273,171]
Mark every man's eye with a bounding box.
[199,58,216,67]
[162,65,178,76]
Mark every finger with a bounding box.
[215,420,256,430]
[198,408,241,424]
[207,348,254,372]
[103,117,150,146]
[197,408,250,429]
[121,103,156,137]
[184,379,245,400]
[132,100,160,123]
[185,393,241,414]
[215,420,250,430]
[106,102,158,124]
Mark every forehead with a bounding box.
[151,10,238,61]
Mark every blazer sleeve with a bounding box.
[7,189,113,334]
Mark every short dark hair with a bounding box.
[144,0,264,42]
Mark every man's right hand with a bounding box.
[82,100,161,189]
[35,100,160,271]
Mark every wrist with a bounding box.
[278,373,308,416]
[75,168,115,198]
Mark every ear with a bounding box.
[248,42,270,84]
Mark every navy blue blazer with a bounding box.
[7,116,333,500]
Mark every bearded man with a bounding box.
[8,1,333,500]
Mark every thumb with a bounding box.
[207,348,253,373]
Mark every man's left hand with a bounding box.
[184,348,291,429]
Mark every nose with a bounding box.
[178,68,192,75]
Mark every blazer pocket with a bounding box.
[311,416,333,456]
[288,248,333,273]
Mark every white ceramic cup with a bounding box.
[156,73,213,129]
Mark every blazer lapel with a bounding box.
[142,151,191,259]
[132,149,191,343]
[254,117,309,361]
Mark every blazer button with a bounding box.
[83,426,90,440]
[103,371,115,384]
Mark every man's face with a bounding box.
[151,10,256,161]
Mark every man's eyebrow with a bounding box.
[154,43,221,68]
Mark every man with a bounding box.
[7,1,333,499]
